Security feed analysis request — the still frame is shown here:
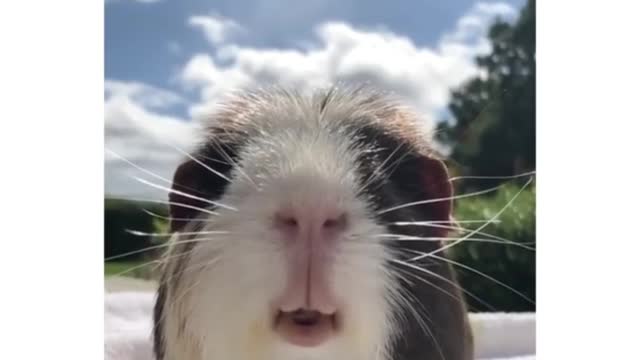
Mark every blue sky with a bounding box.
[104,0,526,199]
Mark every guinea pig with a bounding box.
[152,85,474,360]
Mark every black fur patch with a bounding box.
[344,122,474,360]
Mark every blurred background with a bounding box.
[105,0,535,312]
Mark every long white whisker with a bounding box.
[411,177,534,260]
[109,197,218,216]
[392,258,495,311]
[108,259,160,277]
[427,253,535,305]
[141,209,172,221]
[157,255,224,335]
[360,147,413,197]
[125,229,229,237]
[105,148,175,187]
[389,222,535,250]
[210,133,260,190]
[395,287,446,360]
[133,176,237,211]
[113,249,220,284]
[392,265,468,308]
[377,183,505,215]
[393,220,501,225]
[360,142,405,191]
[167,142,234,183]
[104,235,226,262]
[141,209,215,223]
[108,260,158,278]
[381,235,534,250]
[449,170,536,182]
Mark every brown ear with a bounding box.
[419,157,454,225]
[168,156,230,232]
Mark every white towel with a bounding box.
[104,292,535,360]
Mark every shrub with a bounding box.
[449,181,536,312]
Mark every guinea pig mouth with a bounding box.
[274,309,339,347]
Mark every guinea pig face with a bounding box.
[169,125,400,360]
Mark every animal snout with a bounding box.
[274,207,348,244]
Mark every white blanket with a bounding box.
[105,292,535,360]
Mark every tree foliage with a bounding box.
[438,0,535,191]
[436,0,536,312]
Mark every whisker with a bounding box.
[392,265,469,308]
[377,183,506,215]
[105,147,207,197]
[107,197,218,216]
[105,148,175,186]
[391,259,481,313]
[436,223,535,250]
[141,209,215,223]
[449,170,536,182]
[423,253,535,305]
[107,261,157,278]
[125,229,230,238]
[360,142,405,191]
[104,235,227,262]
[167,142,234,184]
[156,255,224,334]
[359,147,414,197]
[209,132,260,190]
[387,222,535,250]
[197,153,233,167]
[106,255,172,278]
[393,220,501,225]
[392,258,495,311]
[394,286,446,360]
[133,176,237,211]
[412,177,534,259]
[141,209,173,221]
[380,235,534,250]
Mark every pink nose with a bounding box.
[274,209,348,243]
[273,207,346,313]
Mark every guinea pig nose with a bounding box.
[276,214,298,229]
[274,210,348,240]
[322,213,347,231]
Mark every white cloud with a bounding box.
[104,80,200,199]
[443,2,517,44]
[179,2,517,124]
[188,14,244,45]
[104,80,186,110]
[105,2,517,199]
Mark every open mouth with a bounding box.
[274,309,339,347]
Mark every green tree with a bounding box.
[438,0,535,191]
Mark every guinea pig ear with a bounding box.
[169,159,207,232]
[168,157,229,232]
[419,157,454,224]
